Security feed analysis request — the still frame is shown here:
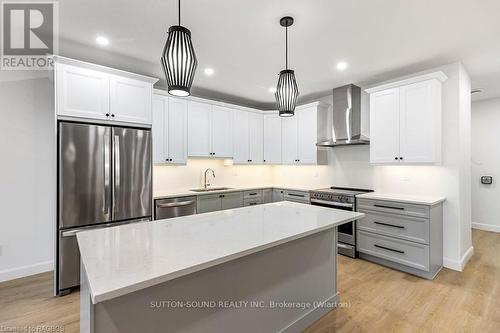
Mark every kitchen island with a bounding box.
[78,202,363,333]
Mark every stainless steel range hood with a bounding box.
[316,84,370,147]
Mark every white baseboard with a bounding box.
[472,222,500,233]
[443,246,474,272]
[0,261,53,283]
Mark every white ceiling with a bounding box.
[57,0,500,109]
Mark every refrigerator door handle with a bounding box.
[113,134,120,216]
[103,128,111,216]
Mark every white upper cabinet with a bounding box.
[211,106,233,158]
[56,63,109,120]
[187,102,233,158]
[248,112,264,164]
[187,101,212,157]
[297,107,318,164]
[152,94,188,165]
[263,113,282,164]
[232,111,250,164]
[281,115,299,164]
[233,111,263,164]
[369,89,400,164]
[399,80,441,163]
[367,72,446,165]
[55,57,157,125]
[110,75,152,124]
[167,98,188,164]
[281,105,325,165]
[152,96,167,164]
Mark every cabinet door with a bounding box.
[188,101,212,157]
[248,113,263,164]
[197,194,222,213]
[262,189,273,203]
[297,107,317,164]
[370,89,400,164]
[221,192,243,210]
[110,75,152,124]
[211,106,233,157]
[282,116,299,164]
[152,96,168,164]
[263,114,282,164]
[399,80,441,163]
[272,189,284,202]
[56,63,109,120]
[168,98,188,164]
[232,111,250,164]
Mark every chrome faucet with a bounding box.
[204,168,216,189]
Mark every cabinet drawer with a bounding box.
[244,198,262,206]
[357,198,429,218]
[358,210,429,244]
[283,190,310,203]
[357,230,430,271]
[244,190,262,199]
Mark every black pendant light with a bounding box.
[275,16,299,117]
[160,0,197,97]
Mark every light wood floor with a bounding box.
[1,230,499,332]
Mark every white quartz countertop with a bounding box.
[153,184,325,199]
[356,192,446,205]
[77,202,363,304]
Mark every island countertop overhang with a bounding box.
[77,201,364,304]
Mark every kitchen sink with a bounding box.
[189,187,233,192]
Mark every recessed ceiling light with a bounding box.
[204,68,215,76]
[269,87,277,93]
[336,62,348,71]
[96,36,109,46]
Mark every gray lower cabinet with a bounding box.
[272,189,284,202]
[356,198,443,279]
[197,194,223,214]
[221,192,244,210]
[262,189,273,203]
[197,192,244,213]
[283,190,310,204]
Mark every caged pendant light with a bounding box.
[160,0,198,97]
[275,16,299,117]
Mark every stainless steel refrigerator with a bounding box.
[56,122,152,295]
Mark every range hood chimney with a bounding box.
[316,84,370,147]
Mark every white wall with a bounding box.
[0,77,55,282]
[471,97,500,232]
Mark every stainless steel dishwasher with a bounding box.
[154,196,197,220]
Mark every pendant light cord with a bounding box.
[285,25,288,70]
[178,0,181,26]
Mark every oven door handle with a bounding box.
[310,199,353,209]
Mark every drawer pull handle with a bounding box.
[156,200,195,208]
[248,193,258,196]
[288,193,305,198]
[373,204,404,210]
[374,221,405,229]
[374,244,405,254]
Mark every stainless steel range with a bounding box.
[310,187,373,258]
